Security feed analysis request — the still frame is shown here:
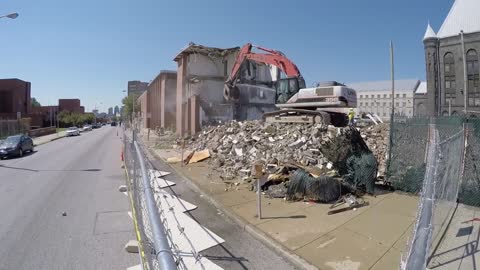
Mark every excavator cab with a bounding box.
[275,77,306,104]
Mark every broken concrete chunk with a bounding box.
[326,162,333,169]
[125,240,139,253]
[239,169,251,177]
[118,185,127,192]
[268,137,275,142]
[167,157,182,163]
[234,148,243,156]
[252,135,261,142]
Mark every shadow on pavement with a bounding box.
[428,224,479,269]
[0,164,101,173]
[262,215,307,220]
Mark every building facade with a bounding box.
[348,80,422,121]
[128,81,148,97]
[107,107,113,116]
[423,0,480,117]
[58,99,83,114]
[174,43,279,136]
[0,78,31,119]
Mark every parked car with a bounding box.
[83,125,92,131]
[111,121,117,126]
[0,134,34,159]
[66,127,81,136]
[92,123,100,129]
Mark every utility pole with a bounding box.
[388,41,395,175]
[390,41,395,121]
[461,31,468,114]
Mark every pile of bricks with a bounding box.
[187,121,362,182]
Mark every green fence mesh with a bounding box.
[387,116,480,207]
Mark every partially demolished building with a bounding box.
[136,43,280,136]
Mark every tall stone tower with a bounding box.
[423,23,439,116]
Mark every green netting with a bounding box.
[459,118,480,207]
[387,116,480,207]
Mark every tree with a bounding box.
[57,111,95,127]
[31,97,41,107]
[122,94,140,121]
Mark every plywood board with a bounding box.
[161,209,225,253]
[149,169,172,177]
[188,149,211,164]
[155,191,197,212]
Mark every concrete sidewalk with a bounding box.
[142,130,480,270]
[32,131,66,146]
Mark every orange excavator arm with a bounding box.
[224,43,303,101]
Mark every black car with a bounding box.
[0,134,34,159]
[110,121,117,126]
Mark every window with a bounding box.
[402,102,406,107]
[395,102,399,107]
[384,94,387,98]
[383,112,386,117]
[403,94,406,98]
[359,102,363,106]
[467,49,480,107]
[444,52,456,98]
[360,95,363,99]
[396,94,400,98]
[383,102,386,106]
[377,94,380,98]
[365,102,369,106]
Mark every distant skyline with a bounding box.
[1,0,455,112]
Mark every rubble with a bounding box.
[186,120,379,196]
[359,123,389,177]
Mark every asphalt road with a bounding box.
[0,127,137,270]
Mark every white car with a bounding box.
[66,127,80,136]
[83,125,92,131]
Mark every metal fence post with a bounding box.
[133,141,177,270]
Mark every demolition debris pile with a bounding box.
[359,123,389,177]
[187,120,378,199]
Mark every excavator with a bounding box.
[223,43,357,126]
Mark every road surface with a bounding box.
[0,127,137,270]
[0,127,296,270]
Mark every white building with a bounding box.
[348,80,424,121]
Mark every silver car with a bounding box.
[66,127,80,136]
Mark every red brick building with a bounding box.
[0,78,31,119]
[59,99,83,113]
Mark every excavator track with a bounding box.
[263,109,348,127]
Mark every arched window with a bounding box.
[467,49,480,107]
[444,52,456,99]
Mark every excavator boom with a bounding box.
[224,43,303,101]
[224,43,356,127]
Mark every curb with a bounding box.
[145,144,319,270]
[33,134,66,146]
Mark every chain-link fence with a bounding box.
[123,129,177,270]
[388,117,471,269]
[0,119,30,139]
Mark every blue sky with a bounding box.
[1,0,454,112]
